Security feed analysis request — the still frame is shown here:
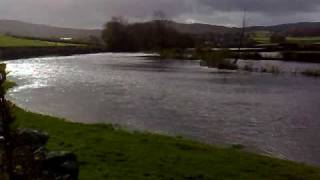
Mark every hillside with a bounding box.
[249,22,320,37]
[168,21,237,34]
[0,20,101,41]
[170,21,320,37]
[171,21,320,37]
[1,19,320,43]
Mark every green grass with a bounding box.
[13,107,320,180]
[287,36,320,45]
[200,51,238,70]
[0,34,79,47]
[250,31,271,44]
[2,80,17,91]
[251,31,320,45]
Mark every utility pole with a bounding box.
[234,10,247,64]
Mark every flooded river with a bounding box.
[5,53,320,166]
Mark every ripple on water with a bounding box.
[5,53,320,166]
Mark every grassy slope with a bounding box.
[287,37,320,45]
[250,31,271,44]
[251,31,320,45]
[0,34,77,47]
[14,108,320,180]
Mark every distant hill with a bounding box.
[0,20,101,41]
[166,21,320,37]
[248,22,320,37]
[169,21,320,37]
[167,21,237,35]
[1,20,319,42]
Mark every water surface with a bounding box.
[5,53,320,166]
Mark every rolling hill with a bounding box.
[170,21,320,37]
[167,21,237,34]
[0,20,101,41]
[1,19,320,42]
[248,22,320,37]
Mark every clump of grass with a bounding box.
[242,63,256,72]
[301,69,320,77]
[199,50,238,70]
[159,49,194,60]
[159,49,239,70]
[2,81,17,92]
[260,65,281,74]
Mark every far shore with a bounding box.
[0,46,107,60]
[1,45,320,65]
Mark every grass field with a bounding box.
[12,107,320,180]
[250,31,271,44]
[287,36,320,45]
[0,34,78,47]
[251,31,320,45]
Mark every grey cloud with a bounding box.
[199,0,320,14]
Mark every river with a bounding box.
[5,53,320,166]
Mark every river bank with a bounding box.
[159,49,320,63]
[0,46,106,60]
[13,107,320,180]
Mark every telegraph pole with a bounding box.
[234,10,247,64]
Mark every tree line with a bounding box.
[102,17,195,52]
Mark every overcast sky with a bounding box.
[1,0,320,29]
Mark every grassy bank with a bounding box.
[287,36,320,45]
[0,34,78,47]
[13,107,320,180]
[251,31,320,45]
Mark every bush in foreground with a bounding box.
[1,64,79,180]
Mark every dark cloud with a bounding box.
[0,0,319,28]
[199,0,320,14]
